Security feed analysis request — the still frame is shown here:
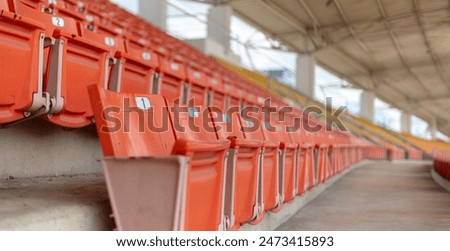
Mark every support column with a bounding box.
[430,117,437,140]
[401,112,411,134]
[360,90,375,122]
[207,5,232,52]
[296,53,315,99]
[139,0,167,30]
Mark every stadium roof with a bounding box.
[196,0,450,136]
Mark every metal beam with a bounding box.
[306,5,450,35]
[332,0,380,67]
[235,0,372,77]
[412,0,450,91]
[374,0,433,97]
[258,0,307,36]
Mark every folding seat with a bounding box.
[205,67,224,107]
[210,109,263,230]
[240,108,280,224]
[88,85,230,231]
[155,56,187,105]
[0,5,50,125]
[11,0,79,37]
[255,87,269,106]
[286,113,306,195]
[318,131,333,182]
[262,109,298,204]
[210,72,230,111]
[184,62,208,106]
[295,116,316,193]
[78,22,126,81]
[242,81,259,107]
[108,38,159,94]
[44,28,110,127]
[46,0,86,22]
[228,80,245,110]
[151,37,170,58]
[329,132,346,176]
[271,120,298,204]
[308,120,330,185]
[12,4,113,128]
[7,1,82,123]
[332,132,351,174]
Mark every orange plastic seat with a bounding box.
[185,63,208,106]
[228,80,245,110]
[205,67,224,107]
[313,130,332,184]
[260,109,298,208]
[158,56,187,104]
[10,0,107,128]
[45,28,110,127]
[0,8,49,125]
[241,108,280,224]
[109,38,159,94]
[210,72,231,110]
[88,86,229,231]
[287,113,315,195]
[211,110,263,230]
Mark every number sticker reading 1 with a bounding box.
[52,17,65,27]
[135,97,151,110]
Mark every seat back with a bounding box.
[169,103,229,231]
[109,39,159,94]
[0,0,9,10]
[11,0,79,35]
[46,30,110,127]
[88,85,175,157]
[185,64,208,106]
[211,110,245,140]
[240,108,265,141]
[170,104,217,142]
[158,57,186,104]
[0,11,46,124]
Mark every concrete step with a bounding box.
[0,173,113,230]
[0,119,102,179]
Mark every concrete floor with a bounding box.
[277,161,450,230]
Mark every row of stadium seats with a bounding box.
[0,0,270,128]
[434,152,450,181]
[215,57,427,161]
[89,86,378,230]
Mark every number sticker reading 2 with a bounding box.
[52,17,65,27]
[135,97,151,110]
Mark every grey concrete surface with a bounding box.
[0,173,114,230]
[241,160,371,231]
[277,161,450,230]
[0,119,103,179]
